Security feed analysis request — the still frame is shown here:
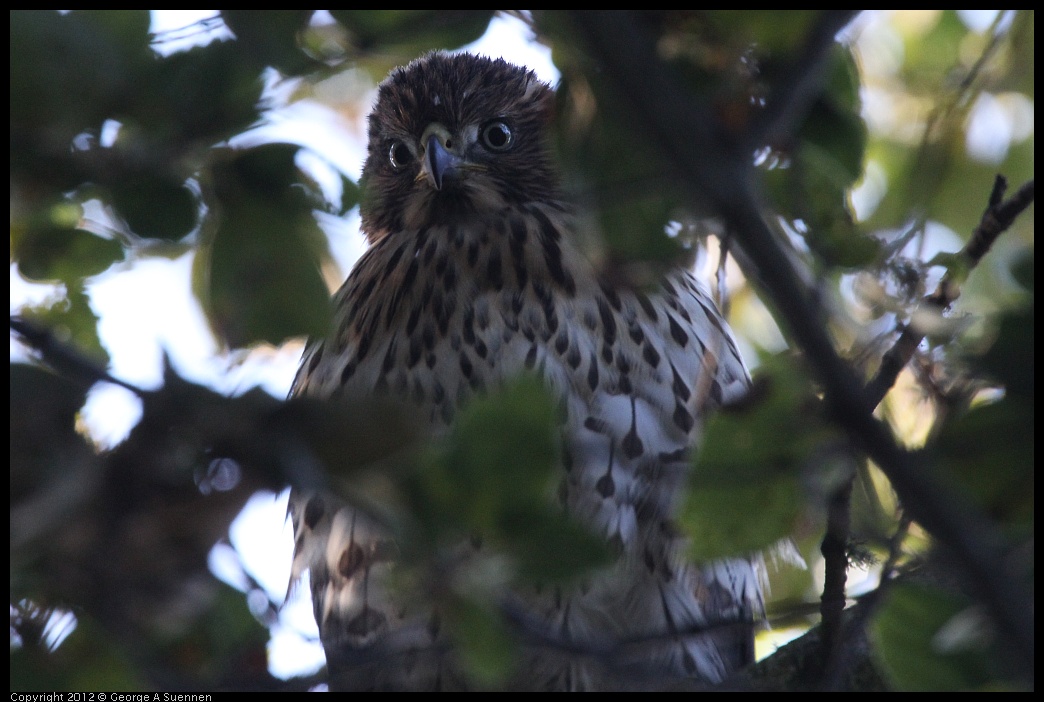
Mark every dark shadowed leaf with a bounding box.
[13,225,124,283]
[763,46,877,269]
[10,11,147,142]
[10,611,145,692]
[972,302,1033,400]
[195,144,332,347]
[681,355,837,558]
[19,287,110,366]
[445,595,518,687]
[277,395,422,485]
[221,10,318,75]
[9,364,95,504]
[870,582,1002,690]
[553,72,685,273]
[934,397,1033,529]
[338,173,362,216]
[501,505,609,582]
[108,175,198,241]
[130,39,265,145]
[706,10,821,53]
[331,10,494,56]
[435,377,559,525]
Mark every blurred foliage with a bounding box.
[681,355,841,560]
[870,581,1005,691]
[10,9,1033,692]
[193,144,334,347]
[404,377,609,583]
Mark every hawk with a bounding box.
[287,52,762,690]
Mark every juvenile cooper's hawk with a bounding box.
[288,52,762,690]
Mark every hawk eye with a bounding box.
[388,141,414,170]
[480,121,513,151]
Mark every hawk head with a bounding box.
[359,52,559,242]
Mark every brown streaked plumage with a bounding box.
[288,51,761,690]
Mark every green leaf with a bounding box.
[220,10,318,75]
[899,11,966,92]
[13,224,124,283]
[278,395,421,483]
[870,582,1001,690]
[683,471,804,561]
[553,75,685,272]
[10,611,146,692]
[707,10,821,53]
[420,378,558,531]
[331,10,494,55]
[973,303,1034,401]
[682,355,836,558]
[762,46,876,269]
[10,11,141,140]
[9,364,95,502]
[108,175,198,241]
[195,144,332,348]
[338,173,362,216]
[398,379,606,583]
[934,397,1033,529]
[78,9,152,59]
[129,39,265,145]
[19,286,110,366]
[499,505,609,583]
[445,596,517,688]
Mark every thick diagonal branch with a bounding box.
[565,10,1034,679]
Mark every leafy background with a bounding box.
[10,10,1033,691]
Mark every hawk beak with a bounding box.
[422,132,463,191]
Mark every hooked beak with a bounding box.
[422,130,463,191]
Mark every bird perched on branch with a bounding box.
[287,51,761,690]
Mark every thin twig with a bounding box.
[819,474,853,685]
[865,177,1034,407]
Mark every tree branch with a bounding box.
[564,10,1034,682]
[746,10,862,150]
[10,315,144,395]
[865,176,1035,407]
